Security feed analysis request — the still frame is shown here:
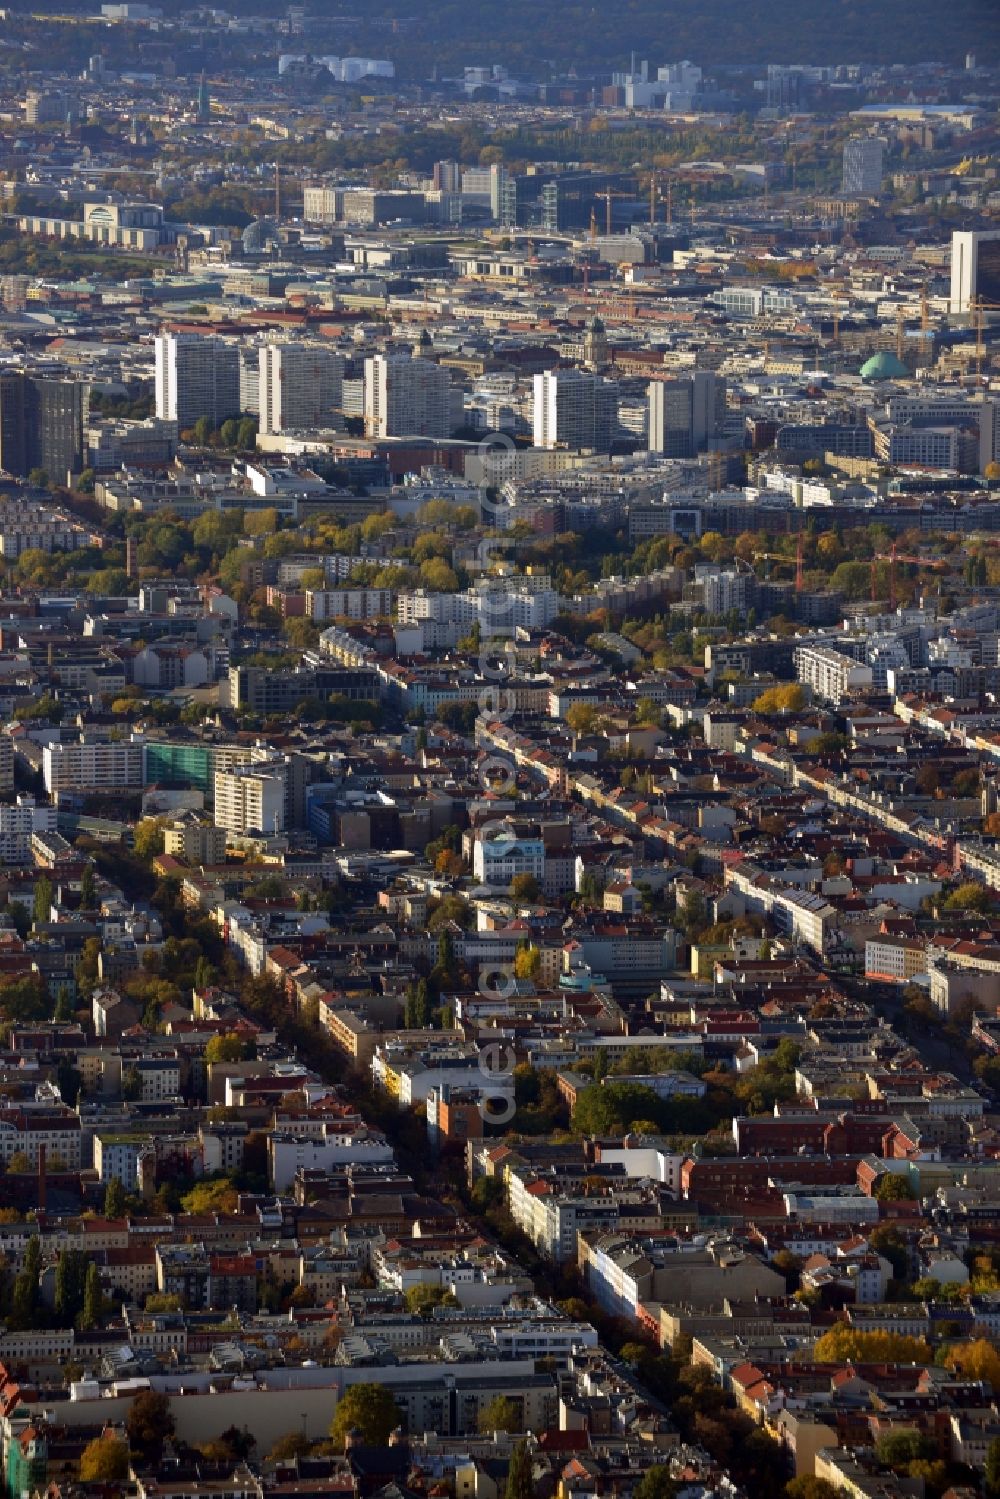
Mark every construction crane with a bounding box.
[871,546,897,610]
[752,545,799,584]
[830,285,848,344]
[869,545,943,609]
[647,175,676,227]
[595,190,628,237]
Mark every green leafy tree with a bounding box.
[572,1080,663,1136]
[133,818,167,861]
[104,1178,128,1219]
[53,983,73,1023]
[267,1432,312,1462]
[0,976,49,1023]
[869,1224,908,1281]
[80,1261,104,1330]
[504,1440,534,1499]
[509,873,541,902]
[679,890,707,938]
[121,1066,142,1101]
[180,1178,240,1215]
[404,1283,457,1315]
[634,1466,678,1499]
[204,1032,251,1063]
[436,930,456,979]
[33,877,53,925]
[329,1382,403,1449]
[126,1389,175,1463]
[55,1247,89,1324]
[477,1395,521,1434]
[404,978,432,1029]
[876,1431,934,1469]
[874,1174,917,1202]
[10,1235,41,1329]
[785,1481,841,1499]
[943,881,991,913]
[80,862,96,908]
[427,894,471,932]
[985,1435,1000,1498]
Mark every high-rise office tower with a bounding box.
[648,373,726,457]
[532,369,619,453]
[213,761,286,836]
[259,342,345,436]
[0,373,26,477]
[155,333,241,429]
[363,354,457,439]
[489,161,507,220]
[0,372,85,481]
[950,229,1000,316]
[980,399,1000,474]
[842,137,884,196]
[432,160,461,193]
[34,379,86,480]
[239,349,260,416]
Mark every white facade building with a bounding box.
[259,342,345,435]
[533,369,619,453]
[213,761,286,836]
[43,739,144,794]
[794,644,873,702]
[363,354,457,439]
[155,333,241,429]
[473,828,545,889]
[0,795,57,863]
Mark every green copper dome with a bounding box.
[859,351,909,381]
